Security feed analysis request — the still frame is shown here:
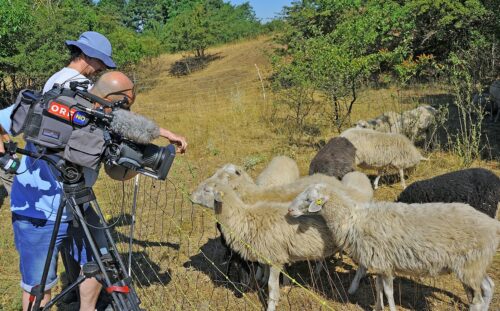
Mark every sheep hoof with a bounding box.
[266,302,277,311]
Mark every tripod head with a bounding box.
[5,141,84,184]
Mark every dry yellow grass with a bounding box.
[1,35,499,310]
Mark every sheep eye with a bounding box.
[235,170,241,176]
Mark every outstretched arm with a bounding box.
[159,128,187,154]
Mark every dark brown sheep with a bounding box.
[309,137,356,179]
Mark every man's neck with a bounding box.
[67,59,88,75]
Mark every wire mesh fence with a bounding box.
[98,157,362,311]
[97,150,493,311]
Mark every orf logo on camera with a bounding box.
[48,101,76,121]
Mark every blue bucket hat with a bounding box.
[65,31,116,69]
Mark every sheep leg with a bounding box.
[490,101,494,122]
[373,174,381,190]
[313,260,325,276]
[282,265,291,286]
[259,264,270,287]
[348,265,367,295]
[381,274,397,311]
[374,275,384,311]
[266,265,281,311]
[469,286,485,311]
[255,264,265,284]
[399,168,406,189]
[481,276,494,311]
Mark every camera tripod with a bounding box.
[13,146,142,311]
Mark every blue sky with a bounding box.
[228,0,294,21]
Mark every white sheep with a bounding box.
[192,163,374,206]
[288,184,500,311]
[191,170,374,300]
[255,155,300,187]
[194,181,338,311]
[340,171,373,203]
[340,127,427,189]
[489,80,500,122]
[356,105,437,143]
[191,162,342,204]
[190,163,344,289]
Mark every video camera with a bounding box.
[8,81,175,180]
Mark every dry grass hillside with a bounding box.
[0,36,499,310]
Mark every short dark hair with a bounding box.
[68,45,83,62]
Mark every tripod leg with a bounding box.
[89,197,141,310]
[59,238,81,304]
[68,196,133,310]
[30,200,66,311]
[42,275,86,310]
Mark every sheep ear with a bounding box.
[214,190,224,202]
[224,164,237,174]
[308,195,329,213]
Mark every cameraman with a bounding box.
[0,31,117,310]
[0,35,187,308]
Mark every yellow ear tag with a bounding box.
[219,191,224,198]
[315,199,324,206]
[104,213,112,222]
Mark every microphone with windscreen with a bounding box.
[105,108,175,180]
[109,109,160,144]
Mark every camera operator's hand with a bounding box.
[0,153,19,174]
[160,128,187,154]
[0,127,10,154]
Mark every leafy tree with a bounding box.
[166,2,214,57]
[0,0,164,105]
[165,0,261,57]
[123,0,189,32]
[0,0,32,102]
[270,0,499,140]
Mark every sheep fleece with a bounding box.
[255,156,300,187]
[340,128,423,170]
[397,168,500,218]
[214,185,337,264]
[309,137,356,179]
[320,191,500,279]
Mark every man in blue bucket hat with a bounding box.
[3,31,116,310]
[66,31,116,69]
[43,31,116,93]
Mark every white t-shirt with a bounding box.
[43,67,93,93]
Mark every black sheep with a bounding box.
[397,168,500,218]
[309,137,356,179]
[216,223,266,292]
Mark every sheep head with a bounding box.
[355,120,370,129]
[191,163,253,206]
[288,183,330,217]
[209,164,254,186]
[190,180,218,208]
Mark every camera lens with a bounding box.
[116,142,176,180]
[142,144,165,170]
